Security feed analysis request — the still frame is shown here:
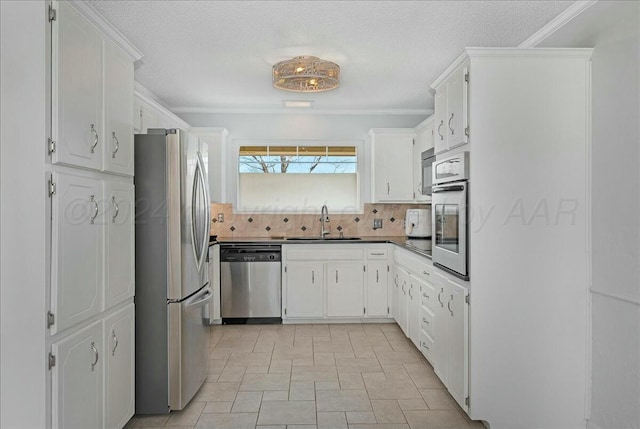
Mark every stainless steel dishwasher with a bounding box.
[220,244,282,323]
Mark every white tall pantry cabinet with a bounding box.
[431,48,592,428]
[47,2,141,428]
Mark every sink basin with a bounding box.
[285,236,361,241]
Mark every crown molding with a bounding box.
[171,106,432,116]
[518,0,598,48]
[67,0,143,60]
[134,81,191,130]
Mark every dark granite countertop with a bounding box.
[211,235,432,259]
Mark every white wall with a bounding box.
[0,1,48,428]
[539,3,640,428]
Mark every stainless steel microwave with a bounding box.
[421,148,435,195]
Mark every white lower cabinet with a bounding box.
[433,271,469,412]
[282,244,391,321]
[104,304,135,429]
[392,247,468,413]
[366,261,389,317]
[327,262,365,317]
[284,262,324,318]
[52,321,103,429]
[51,303,134,429]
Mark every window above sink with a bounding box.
[233,140,364,214]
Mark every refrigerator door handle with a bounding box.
[191,157,208,273]
[197,152,210,270]
[185,285,212,308]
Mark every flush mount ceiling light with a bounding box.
[273,56,340,93]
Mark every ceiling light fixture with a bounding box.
[283,100,314,108]
[273,56,340,93]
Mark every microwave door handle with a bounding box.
[432,184,465,193]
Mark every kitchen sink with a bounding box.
[285,237,362,241]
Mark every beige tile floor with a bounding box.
[126,323,485,429]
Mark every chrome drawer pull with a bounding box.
[90,341,99,372]
[90,124,98,153]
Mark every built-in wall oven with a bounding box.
[432,152,470,280]
[421,148,435,195]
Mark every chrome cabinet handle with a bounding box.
[437,288,444,307]
[90,341,99,372]
[111,131,119,158]
[90,124,98,153]
[422,270,430,276]
[376,270,379,283]
[423,293,429,299]
[409,285,413,299]
[111,196,119,223]
[401,282,406,294]
[111,329,119,356]
[90,195,98,224]
[336,270,339,283]
[448,295,454,316]
[312,270,315,284]
[448,113,455,135]
[422,341,430,351]
[437,120,444,140]
[387,182,390,194]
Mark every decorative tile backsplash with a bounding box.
[210,203,427,238]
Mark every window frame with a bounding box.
[230,139,366,214]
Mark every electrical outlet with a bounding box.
[373,218,383,229]
[217,213,224,223]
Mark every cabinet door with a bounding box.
[432,272,448,381]
[52,321,103,429]
[414,119,434,203]
[366,262,388,317]
[104,40,134,176]
[407,277,422,348]
[446,67,469,150]
[52,0,103,171]
[391,267,400,321]
[105,182,135,308]
[433,90,447,155]
[396,267,410,336]
[285,263,324,318]
[51,173,104,334]
[446,280,469,411]
[372,133,415,202]
[327,263,365,317]
[104,304,135,429]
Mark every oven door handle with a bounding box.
[432,184,465,193]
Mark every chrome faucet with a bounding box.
[320,204,330,238]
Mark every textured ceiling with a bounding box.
[89,0,574,113]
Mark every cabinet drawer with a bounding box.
[420,306,434,337]
[367,248,388,260]
[286,247,364,261]
[419,331,434,361]
[420,282,435,309]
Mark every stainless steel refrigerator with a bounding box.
[134,129,212,414]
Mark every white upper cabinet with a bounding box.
[51,172,104,335]
[432,62,469,155]
[413,116,434,203]
[104,40,134,175]
[51,1,137,176]
[52,0,103,171]
[369,129,415,202]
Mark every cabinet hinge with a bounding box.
[464,126,470,137]
[48,175,56,197]
[464,72,469,83]
[387,306,390,314]
[48,4,56,22]
[48,352,56,370]
[364,307,366,315]
[465,396,470,407]
[413,192,416,199]
[284,308,287,315]
[284,266,287,273]
[48,138,56,154]
[465,295,470,305]
[47,311,55,329]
